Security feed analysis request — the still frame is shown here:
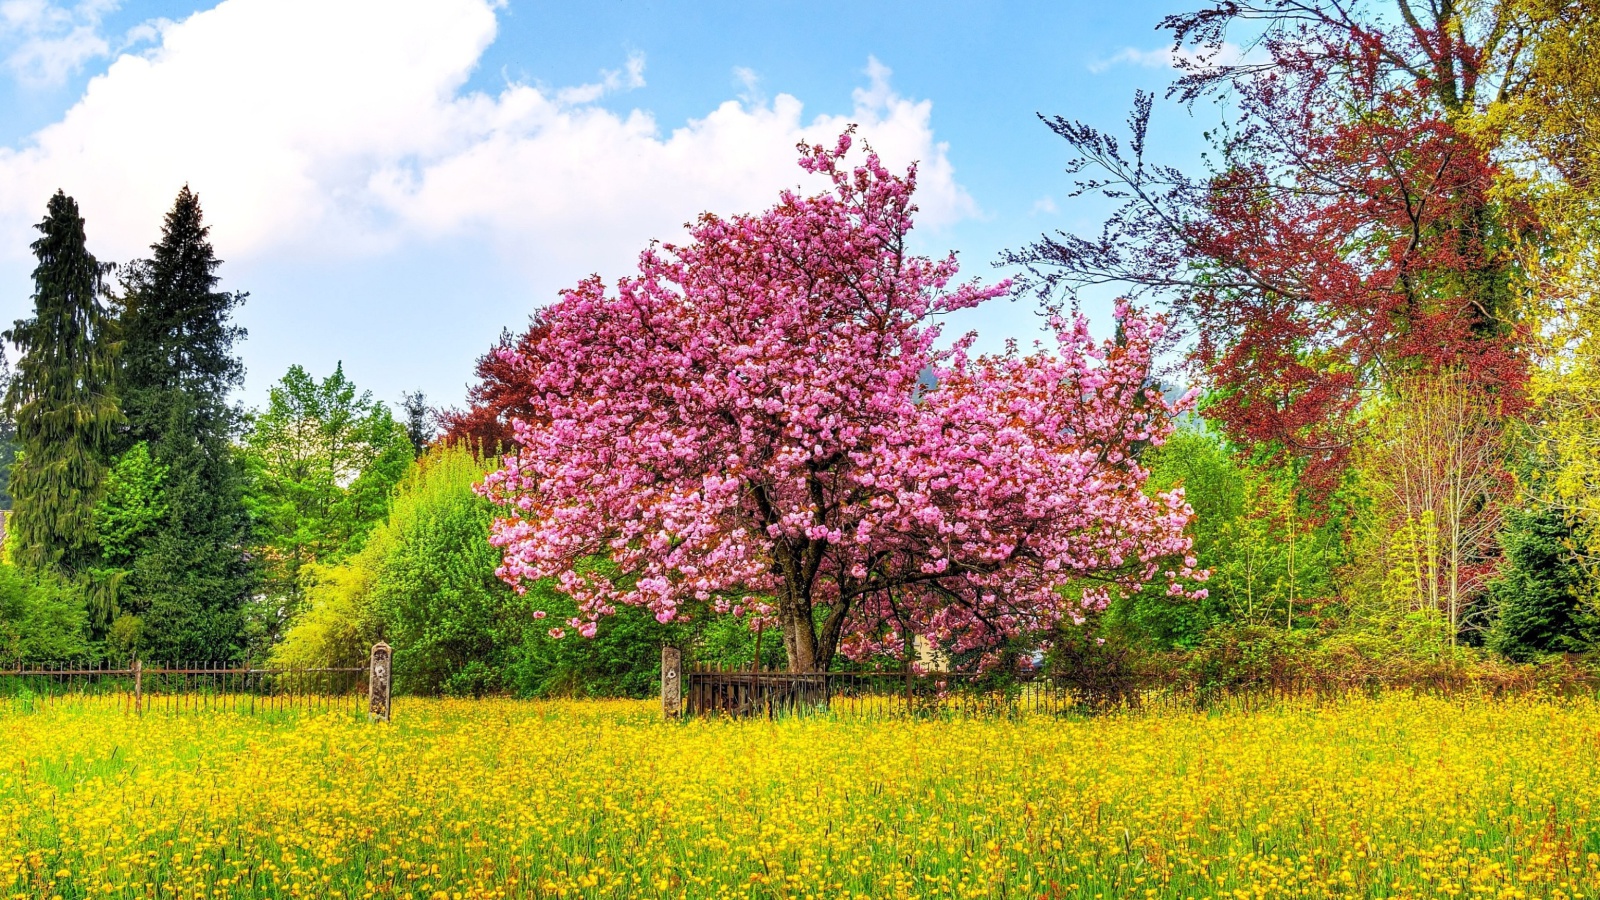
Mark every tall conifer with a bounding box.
[3,191,121,576]
[114,186,253,659]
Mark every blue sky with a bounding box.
[0,0,1215,414]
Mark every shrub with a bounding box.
[364,445,528,695]
[270,560,377,671]
[274,445,692,697]
[0,565,89,664]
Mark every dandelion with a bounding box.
[2,693,1597,899]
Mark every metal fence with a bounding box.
[0,644,393,719]
[676,662,1119,719]
[667,653,1600,719]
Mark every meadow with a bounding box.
[2,694,1598,900]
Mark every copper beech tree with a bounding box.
[480,135,1205,672]
[439,320,550,453]
[1009,2,1537,493]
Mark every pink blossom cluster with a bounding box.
[481,132,1204,669]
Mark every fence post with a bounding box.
[661,646,683,719]
[752,624,762,717]
[133,659,142,716]
[368,643,392,722]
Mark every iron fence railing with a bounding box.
[678,660,1600,719]
[0,659,372,715]
[683,664,1106,718]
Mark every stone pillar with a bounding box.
[661,646,683,718]
[368,643,392,722]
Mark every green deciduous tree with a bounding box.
[3,191,121,579]
[93,443,167,567]
[89,442,167,657]
[1108,426,1345,649]
[244,363,410,641]
[111,187,254,659]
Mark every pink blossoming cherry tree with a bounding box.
[482,133,1203,672]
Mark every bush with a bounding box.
[271,560,377,670]
[1043,624,1160,709]
[1172,624,1600,700]
[1180,625,1321,696]
[504,585,692,699]
[274,445,694,697]
[275,444,526,695]
[0,565,89,664]
[364,446,530,695]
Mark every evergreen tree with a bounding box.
[1488,507,1596,660]
[0,352,18,510]
[3,191,121,578]
[112,186,253,660]
[400,390,435,457]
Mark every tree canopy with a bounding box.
[109,186,254,659]
[3,191,121,580]
[482,134,1204,672]
[242,363,411,638]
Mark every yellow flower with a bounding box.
[3,693,1599,898]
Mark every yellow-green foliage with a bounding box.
[269,558,378,670]
[364,442,525,694]
[1532,308,1600,603]
[266,445,402,671]
[1506,2,1600,605]
[270,491,393,670]
[273,443,526,692]
[4,694,1600,899]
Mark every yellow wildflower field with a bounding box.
[2,693,1599,900]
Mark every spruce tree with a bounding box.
[3,191,121,578]
[0,353,18,509]
[113,186,253,660]
[1488,507,1596,660]
[401,390,435,456]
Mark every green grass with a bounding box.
[2,693,1597,899]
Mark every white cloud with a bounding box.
[1,0,119,86]
[1088,41,1250,75]
[1030,195,1057,215]
[732,66,762,105]
[553,48,645,105]
[0,0,975,282]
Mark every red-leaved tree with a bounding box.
[439,320,549,453]
[481,134,1205,672]
[1009,7,1535,493]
